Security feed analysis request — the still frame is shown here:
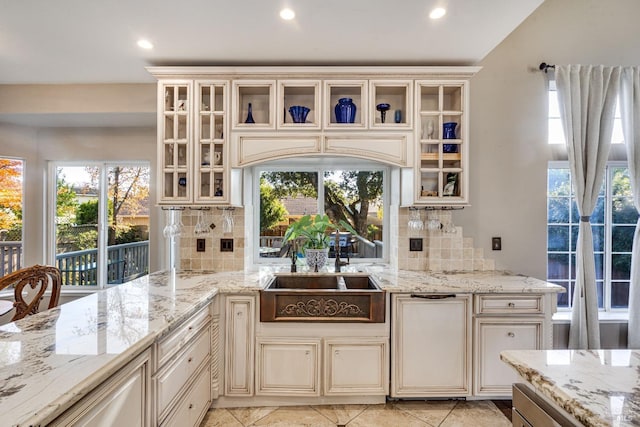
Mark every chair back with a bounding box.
[0,265,62,321]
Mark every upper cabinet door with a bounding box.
[158,80,193,204]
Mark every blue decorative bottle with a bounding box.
[245,102,255,124]
[335,98,356,123]
[442,122,458,153]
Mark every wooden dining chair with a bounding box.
[0,265,62,321]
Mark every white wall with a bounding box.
[455,0,640,279]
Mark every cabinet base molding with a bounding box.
[210,395,386,409]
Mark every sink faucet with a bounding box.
[334,231,349,272]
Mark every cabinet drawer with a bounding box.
[156,327,211,418]
[157,305,211,366]
[160,364,212,427]
[475,295,543,315]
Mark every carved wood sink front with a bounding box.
[260,274,385,323]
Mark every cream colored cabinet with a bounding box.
[154,77,231,205]
[473,294,549,397]
[153,304,212,427]
[413,81,470,205]
[224,295,255,396]
[256,338,321,396]
[324,338,388,396]
[391,293,472,398]
[50,349,151,427]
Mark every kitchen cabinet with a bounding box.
[148,66,479,207]
[153,303,212,427]
[154,78,233,206]
[391,293,472,398]
[50,349,151,427]
[255,338,321,396]
[411,81,470,205]
[323,338,388,396]
[224,295,255,396]
[473,294,549,397]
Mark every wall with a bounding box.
[454,0,640,280]
[0,83,161,271]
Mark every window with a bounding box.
[0,158,24,277]
[547,163,638,311]
[255,160,387,262]
[50,162,151,288]
[548,80,625,145]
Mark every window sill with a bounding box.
[553,311,629,324]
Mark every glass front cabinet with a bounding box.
[157,80,230,205]
[150,67,478,207]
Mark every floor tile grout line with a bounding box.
[436,399,459,427]
[390,400,439,427]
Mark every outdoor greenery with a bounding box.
[283,213,358,250]
[260,170,383,240]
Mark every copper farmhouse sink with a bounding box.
[260,274,385,323]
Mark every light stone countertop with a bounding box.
[0,267,562,426]
[501,349,640,427]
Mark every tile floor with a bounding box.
[200,400,512,426]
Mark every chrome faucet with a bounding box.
[334,231,349,272]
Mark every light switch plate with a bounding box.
[492,237,502,251]
[196,239,205,252]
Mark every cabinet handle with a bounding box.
[410,293,456,299]
[508,332,515,338]
[508,302,516,308]
[237,311,243,317]
[189,403,194,409]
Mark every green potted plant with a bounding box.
[283,214,358,271]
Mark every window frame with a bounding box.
[547,160,634,313]
[251,158,390,265]
[47,160,151,289]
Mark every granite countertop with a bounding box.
[0,267,562,426]
[501,349,640,427]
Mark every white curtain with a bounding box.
[556,65,621,349]
[620,67,640,348]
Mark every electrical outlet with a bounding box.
[220,238,234,252]
[409,238,423,251]
[196,239,205,252]
[492,237,502,251]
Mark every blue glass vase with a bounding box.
[335,98,356,123]
[442,122,458,153]
[245,102,255,124]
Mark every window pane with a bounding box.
[595,253,604,280]
[548,168,571,195]
[548,197,570,223]
[592,225,605,252]
[611,254,632,280]
[612,168,632,197]
[611,282,630,308]
[259,171,319,258]
[591,197,605,223]
[548,225,569,251]
[552,281,570,308]
[548,253,569,280]
[56,166,99,286]
[612,225,635,253]
[0,158,24,277]
[596,281,604,308]
[548,118,565,145]
[323,170,383,259]
[107,166,150,284]
[612,197,638,224]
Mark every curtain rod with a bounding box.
[539,62,555,73]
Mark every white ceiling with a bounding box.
[0,0,544,85]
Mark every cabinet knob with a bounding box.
[189,403,194,409]
[508,332,515,338]
[305,350,310,355]
[508,302,516,308]
[188,357,193,363]
[237,311,243,317]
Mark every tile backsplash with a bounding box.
[178,207,494,272]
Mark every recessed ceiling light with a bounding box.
[137,39,154,50]
[429,7,446,19]
[280,8,295,20]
